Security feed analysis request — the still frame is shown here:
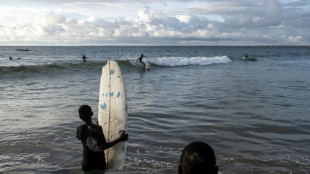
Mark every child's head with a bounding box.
[179,141,218,174]
[78,105,93,122]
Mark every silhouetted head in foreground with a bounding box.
[78,105,93,122]
[179,141,218,174]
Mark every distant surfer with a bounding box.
[244,54,249,59]
[9,56,12,60]
[82,54,87,62]
[136,54,147,68]
[76,105,128,173]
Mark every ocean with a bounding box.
[0,46,309,174]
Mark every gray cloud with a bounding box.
[0,0,309,45]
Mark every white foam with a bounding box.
[147,56,232,67]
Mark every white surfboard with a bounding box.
[135,60,150,70]
[144,61,151,70]
[98,60,128,170]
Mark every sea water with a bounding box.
[0,46,309,173]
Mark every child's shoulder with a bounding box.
[76,124,87,131]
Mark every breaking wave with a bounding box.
[0,56,232,75]
[145,56,231,66]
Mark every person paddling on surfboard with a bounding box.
[136,54,147,68]
[76,105,128,173]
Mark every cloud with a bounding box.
[260,0,283,26]
[0,0,309,45]
[288,35,302,43]
[191,0,283,28]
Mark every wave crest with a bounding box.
[147,56,231,67]
[0,56,232,75]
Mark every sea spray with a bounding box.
[148,56,231,66]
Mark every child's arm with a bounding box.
[97,127,128,151]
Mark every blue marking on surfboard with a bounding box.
[106,93,108,97]
[117,92,121,98]
[117,75,121,78]
[110,70,115,75]
[100,103,107,110]
[110,92,114,96]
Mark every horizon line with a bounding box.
[1,45,310,47]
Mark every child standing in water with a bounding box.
[76,105,128,173]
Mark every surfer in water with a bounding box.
[244,54,249,59]
[82,54,87,62]
[76,105,128,173]
[136,54,147,68]
[9,56,13,60]
[178,141,218,174]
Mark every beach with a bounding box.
[0,46,309,173]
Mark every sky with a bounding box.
[0,0,309,46]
